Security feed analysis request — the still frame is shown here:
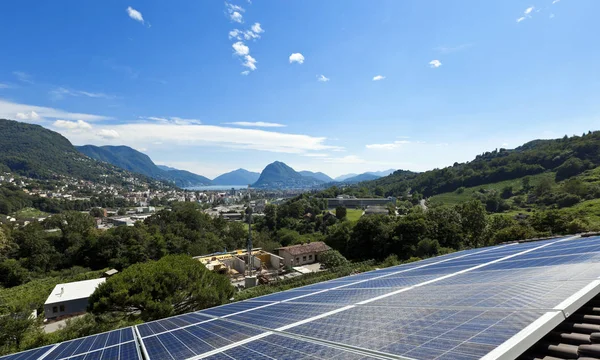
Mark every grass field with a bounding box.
[13,207,49,219]
[344,209,364,222]
[429,172,556,206]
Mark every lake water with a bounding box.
[185,185,248,191]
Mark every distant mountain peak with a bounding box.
[253,161,324,189]
[212,168,260,185]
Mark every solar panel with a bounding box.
[138,319,263,360]
[42,328,140,360]
[7,235,600,360]
[202,334,388,360]
[0,345,56,360]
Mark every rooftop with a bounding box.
[276,241,331,256]
[44,278,106,305]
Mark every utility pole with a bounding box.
[246,206,253,277]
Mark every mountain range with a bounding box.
[298,171,334,183]
[0,119,162,187]
[212,169,260,185]
[77,145,213,187]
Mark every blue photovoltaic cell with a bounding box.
[204,334,384,360]
[137,312,211,337]
[225,303,342,329]
[285,305,546,360]
[249,289,321,302]
[196,301,274,318]
[287,288,393,305]
[0,345,55,360]
[140,319,263,360]
[43,328,138,360]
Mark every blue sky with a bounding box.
[1,0,599,179]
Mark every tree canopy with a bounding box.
[88,255,234,321]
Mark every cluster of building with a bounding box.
[39,241,332,324]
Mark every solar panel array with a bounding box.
[5,235,600,360]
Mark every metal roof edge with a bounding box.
[481,310,565,360]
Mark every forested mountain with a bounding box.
[212,168,260,185]
[0,119,149,184]
[253,161,324,188]
[299,171,333,182]
[334,173,358,181]
[365,132,600,197]
[342,173,380,183]
[77,145,212,187]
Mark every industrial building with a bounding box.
[276,241,331,268]
[194,248,283,280]
[43,278,105,321]
[325,195,396,209]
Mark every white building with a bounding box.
[44,278,106,320]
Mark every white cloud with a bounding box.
[139,116,201,125]
[366,140,411,150]
[224,122,286,128]
[289,53,305,64]
[251,23,263,34]
[13,71,33,84]
[324,155,366,164]
[241,71,250,76]
[16,111,41,121]
[372,75,385,81]
[230,11,243,23]
[97,129,120,139]
[53,120,93,130]
[226,3,245,13]
[50,87,114,100]
[429,60,442,68]
[549,13,555,19]
[243,55,257,70]
[232,41,249,56]
[0,98,112,122]
[0,83,10,89]
[552,0,560,3]
[170,117,201,125]
[63,123,343,154]
[517,6,535,22]
[229,29,241,39]
[126,6,144,24]
[317,75,330,82]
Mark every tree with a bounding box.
[0,259,29,287]
[500,186,513,199]
[318,250,349,268]
[335,206,347,220]
[325,221,353,255]
[534,177,554,197]
[263,204,277,231]
[0,305,36,353]
[521,176,532,193]
[88,255,234,321]
[456,200,487,247]
[556,157,586,181]
[117,208,126,216]
[89,208,104,218]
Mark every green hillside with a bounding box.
[366,131,600,198]
[0,119,146,184]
